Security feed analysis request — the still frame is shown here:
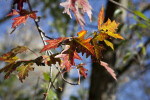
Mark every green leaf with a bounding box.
[47,89,58,100]
[134,11,149,21]
[43,72,50,81]
[142,47,146,56]
[123,52,132,63]
[137,23,147,28]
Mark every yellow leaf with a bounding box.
[106,32,124,40]
[95,32,109,41]
[101,19,119,33]
[104,40,114,50]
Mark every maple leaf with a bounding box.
[0,56,44,82]
[0,62,22,79]
[0,46,28,62]
[12,15,29,28]
[73,30,94,57]
[92,6,125,51]
[97,6,124,40]
[0,53,18,63]
[40,37,69,53]
[60,0,92,29]
[100,19,124,40]
[17,62,34,82]
[13,0,27,11]
[92,37,105,61]
[100,61,117,80]
[55,45,82,71]
[11,46,28,55]
[77,63,88,78]
[95,32,110,41]
[8,9,37,29]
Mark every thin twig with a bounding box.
[55,66,80,85]
[109,0,149,22]
[26,1,53,100]
[26,0,52,56]
[27,48,39,57]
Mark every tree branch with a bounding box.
[26,1,53,100]
[109,0,149,22]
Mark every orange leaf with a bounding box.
[98,5,104,30]
[74,30,94,57]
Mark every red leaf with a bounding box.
[8,9,38,29]
[100,61,117,80]
[29,11,38,19]
[12,15,29,28]
[7,9,19,16]
[40,37,68,53]
[60,0,92,29]
[55,45,82,71]
[77,63,88,78]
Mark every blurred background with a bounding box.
[0,0,150,100]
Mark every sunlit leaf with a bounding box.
[104,40,114,50]
[73,30,95,57]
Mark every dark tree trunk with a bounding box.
[88,0,127,100]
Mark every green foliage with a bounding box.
[47,89,59,100]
